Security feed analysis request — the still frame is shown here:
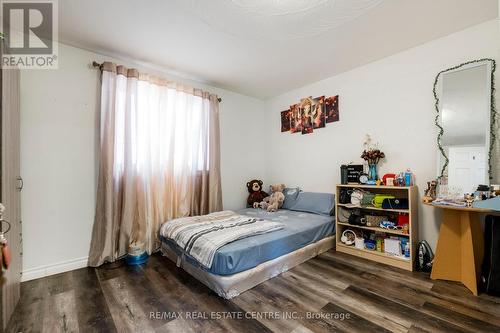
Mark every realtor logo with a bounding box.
[1,0,58,69]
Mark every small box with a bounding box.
[384,238,402,256]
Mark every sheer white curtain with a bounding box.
[89,63,222,267]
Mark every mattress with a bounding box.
[161,235,335,299]
[160,208,334,275]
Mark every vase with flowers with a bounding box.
[361,135,385,182]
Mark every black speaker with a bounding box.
[480,215,500,296]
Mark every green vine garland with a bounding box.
[433,58,497,180]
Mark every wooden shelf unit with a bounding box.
[335,184,418,271]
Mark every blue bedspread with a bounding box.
[161,208,334,276]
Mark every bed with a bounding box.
[159,191,335,299]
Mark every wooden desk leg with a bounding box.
[431,210,484,296]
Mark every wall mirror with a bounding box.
[434,59,496,196]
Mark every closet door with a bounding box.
[1,66,22,329]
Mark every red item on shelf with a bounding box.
[382,173,396,185]
[398,214,410,226]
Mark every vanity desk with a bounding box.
[428,57,497,296]
[425,202,493,295]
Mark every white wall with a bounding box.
[264,20,500,250]
[20,43,266,280]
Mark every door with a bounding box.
[1,66,22,329]
[448,146,487,194]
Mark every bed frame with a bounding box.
[161,235,335,299]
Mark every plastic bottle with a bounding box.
[404,169,412,186]
[404,243,410,258]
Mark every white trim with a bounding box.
[21,257,88,282]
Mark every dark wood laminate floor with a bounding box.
[7,250,500,333]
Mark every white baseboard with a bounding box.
[21,257,89,282]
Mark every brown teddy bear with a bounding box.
[246,179,268,208]
[254,184,286,212]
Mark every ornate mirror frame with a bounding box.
[433,58,497,180]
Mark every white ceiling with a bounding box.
[177,0,385,41]
[59,0,498,99]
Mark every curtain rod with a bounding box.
[91,61,222,103]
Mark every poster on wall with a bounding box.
[280,109,291,132]
[325,95,339,123]
[312,95,325,129]
[281,94,339,134]
[300,97,314,134]
[290,103,302,133]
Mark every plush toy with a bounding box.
[254,184,286,212]
[246,179,268,208]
